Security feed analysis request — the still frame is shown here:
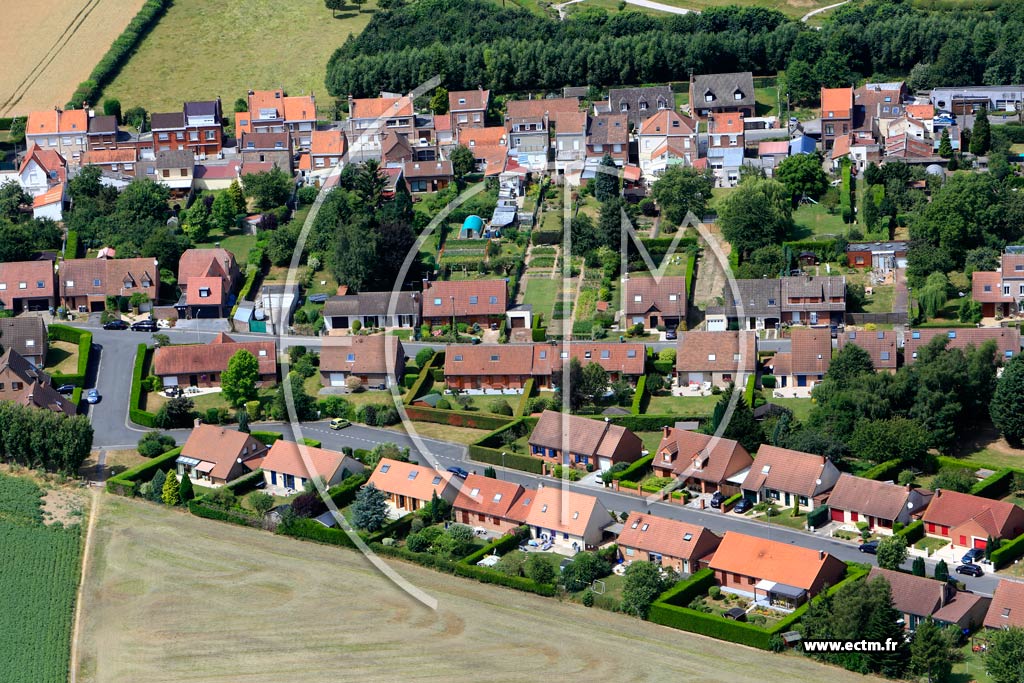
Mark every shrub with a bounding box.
[106,447,182,497]
[137,431,176,457]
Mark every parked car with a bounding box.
[859,540,879,554]
[131,320,157,332]
[329,418,351,430]
[956,563,984,577]
[102,320,128,330]
[732,497,752,514]
[86,389,100,404]
[962,548,985,564]
[709,491,726,508]
[55,384,75,395]
[665,327,678,340]
[447,466,469,479]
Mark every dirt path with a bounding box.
[691,223,730,310]
[566,263,586,338]
[69,487,100,683]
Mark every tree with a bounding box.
[162,470,180,505]
[597,197,625,251]
[934,560,949,582]
[248,491,274,516]
[553,356,586,412]
[560,552,609,592]
[424,490,451,523]
[243,167,293,211]
[909,618,954,683]
[620,561,666,618]
[931,467,976,493]
[825,343,875,387]
[331,212,377,291]
[177,471,194,502]
[876,534,907,570]
[580,362,609,402]
[937,128,953,158]
[987,627,1024,683]
[210,190,240,231]
[155,396,195,429]
[226,179,248,216]
[137,431,176,457]
[355,159,387,209]
[221,350,260,406]
[352,483,389,531]
[992,356,1024,445]
[351,0,366,11]
[181,196,212,242]
[0,182,32,223]
[449,144,475,180]
[917,272,951,319]
[325,0,345,16]
[969,105,991,156]
[850,418,929,466]
[912,556,926,577]
[429,86,449,114]
[784,59,819,105]
[8,116,25,145]
[650,166,713,228]
[594,153,619,202]
[710,386,764,453]
[525,553,555,584]
[775,153,828,203]
[483,466,496,478]
[103,98,122,122]
[717,178,793,257]
[149,469,166,502]
[736,244,788,279]
[237,407,250,433]
[415,348,435,368]
[123,106,148,132]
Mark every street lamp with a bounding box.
[500,451,506,477]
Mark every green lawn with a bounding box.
[522,277,559,319]
[756,508,808,531]
[640,0,846,19]
[564,0,671,16]
[44,341,79,375]
[754,87,780,117]
[645,394,718,416]
[767,397,814,422]
[101,0,376,111]
[953,643,993,683]
[637,431,667,457]
[914,536,950,556]
[950,446,1024,471]
[862,285,895,314]
[194,230,259,268]
[792,201,848,239]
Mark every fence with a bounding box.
[845,312,909,326]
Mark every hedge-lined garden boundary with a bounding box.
[860,458,903,482]
[607,414,702,431]
[67,0,172,108]
[65,230,80,259]
[187,500,263,528]
[992,531,1024,569]
[47,325,92,388]
[405,404,516,431]
[129,343,157,427]
[610,453,653,482]
[403,350,441,405]
[531,313,547,342]
[225,469,265,496]
[971,467,1015,499]
[516,378,536,417]
[461,527,528,566]
[106,446,182,496]
[630,375,648,415]
[895,519,924,543]
[468,417,543,474]
[250,431,283,446]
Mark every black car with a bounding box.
[131,320,157,332]
[55,384,75,395]
[962,548,985,564]
[709,491,726,508]
[859,541,879,554]
[102,320,128,330]
[447,466,469,479]
[665,328,678,340]
[956,563,984,577]
[733,497,752,514]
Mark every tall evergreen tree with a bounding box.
[969,105,991,156]
[594,153,619,202]
[991,356,1024,445]
[937,128,953,158]
[909,618,954,683]
[177,471,194,503]
[162,470,180,506]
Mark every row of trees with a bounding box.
[0,402,94,474]
[0,182,63,263]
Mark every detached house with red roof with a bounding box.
[261,439,364,496]
[300,130,346,177]
[25,108,88,160]
[637,110,698,181]
[242,89,317,147]
[523,485,608,552]
[821,87,854,150]
[17,145,67,201]
[0,260,55,313]
[709,532,847,607]
[869,567,989,632]
[319,334,405,390]
[827,474,932,531]
[741,445,840,512]
[176,248,240,318]
[176,424,269,487]
[452,474,533,534]
[618,512,721,575]
[675,331,757,389]
[444,343,550,391]
[623,275,688,331]
[651,428,753,496]
[528,410,643,472]
[922,489,1024,551]
[420,279,507,326]
[972,250,1024,319]
[59,256,158,313]
[367,459,456,514]
[764,326,833,389]
[152,333,276,388]
[838,328,897,373]
[904,327,1020,365]
[984,580,1024,630]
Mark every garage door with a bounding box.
[162,377,179,387]
[830,508,844,523]
[974,537,988,549]
[598,457,612,471]
[329,373,347,387]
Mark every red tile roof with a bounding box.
[790,327,832,376]
[709,531,846,591]
[838,329,897,371]
[26,108,87,136]
[675,331,757,374]
[152,333,276,377]
[984,580,1024,629]
[827,474,926,521]
[444,343,545,378]
[922,489,1024,538]
[282,95,316,122]
[821,87,854,119]
[449,89,491,112]
[320,334,404,376]
[310,130,345,156]
[618,512,721,562]
[505,97,578,120]
[522,485,605,537]
[261,439,363,482]
[904,104,934,120]
[185,276,224,306]
[561,342,645,376]
[60,257,158,299]
[180,425,268,481]
[529,410,643,460]
[904,327,1020,364]
[81,148,136,165]
[624,276,687,318]
[178,248,236,286]
[971,271,1010,303]
[367,458,454,502]
[654,428,752,485]
[638,110,697,136]
[32,185,63,208]
[452,473,531,522]
[709,111,744,135]
[742,445,833,497]
[19,144,67,183]
[350,97,413,120]
[421,279,507,317]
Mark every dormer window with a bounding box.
[93,278,101,287]
[639,101,648,111]
[704,92,713,103]
[734,90,743,100]
[620,102,628,112]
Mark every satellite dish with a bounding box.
[815,478,822,485]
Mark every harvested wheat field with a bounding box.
[76,496,883,683]
[0,0,145,116]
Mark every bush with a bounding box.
[106,447,182,497]
[991,531,1024,569]
[970,468,1015,499]
[129,344,157,427]
[296,185,318,205]
[896,520,924,544]
[860,458,903,482]
[137,432,176,457]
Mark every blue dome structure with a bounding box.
[462,215,484,234]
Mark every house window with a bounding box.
[600,350,610,359]
[704,94,713,102]
[176,132,184,140]
[634,295,642,302]
[189,132,199,141]
[489,296,497,304]
[734,91,743,100]
[668,294,678,301]
[408,470,418,480]
[469,296,478,304]
[65,280,73,287]
[158,133,169,141]
[206,131,216,141]
[948,331,957,339]
[431,475,442,485]
[18,282,26,290]
[433,297,442,306]
[380,464,390,473]
[198,287,211,298]
[36,281,44,289]
[625,548,635,556]
[708,354,716,361]
[627,350,636,358]
[93,278,101,287]
[454,354,463,362]
[162,169,170,178]
[490,355,499,362]
[539,350,547,359]
[639,102,648,111]
[142,278,151,288]
[258,349,267,357]
[880,351,891,361]
[346,353,355,362]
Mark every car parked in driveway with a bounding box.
[86,389,100,404]
[732,497,752,514]
[665,328,678,340]
[956,563,984,577]
[102,320,128,330]
[709,491,726,508]
[131,320,157,332]
[962,548,985,564]
[55,384,75,395]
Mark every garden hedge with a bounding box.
[991,531,1024,569]
[531,313,547,342]
[224,469,265,496]
[970,468,1015,499]
[230,261,262,319]
[187,500,263,528]
[611,453,654,482]
[722,492,742,509]
[468,444,544,474]
[807,504,829,529]
[365,513,416,544]
[47,325,92,388]
[250,431,283,446]
[279,517,358,549]
[129,343,157,427]
[630,375,648,415]
[461,527,528,565]
[65,230,80,259]
[403,351,438,405]
[531,230,562,246]
[106,446,182,496]
[606,414,705,431]
[743,375,756,408]
[516,378,536,417]
[896,520,925,544]
[651,359,674,375]
[301,438,322,448]
[405,405,516,431]
[685,250,697,303]
[67,0,172,108]
[783,239,842,263]
[860,458,904,482]
[326,473,368,508]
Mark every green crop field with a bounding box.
[100,0,377,112]
[0,473,82,683]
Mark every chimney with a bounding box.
[934,488,942,497]
[819,550,825,561]
[663,425,672,438]
[337,284,349,296]
[422,278,431,291]
[193,417,202,428]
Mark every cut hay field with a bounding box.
[100,0,376,113]
[76,496,885,683]
[0,0,145,116]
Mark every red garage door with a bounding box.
[974,537,988,549]
[830,509,844,523]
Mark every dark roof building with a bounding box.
[605,86,673,126]
[689,72,756,118]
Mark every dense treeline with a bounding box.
[0,182,62,262]
[325,0,1024,98]
[0,403,94,475]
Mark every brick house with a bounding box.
[704,279,782,332]
[741,445,840,512]
[522,486,608,552]
[605,86,673,127]
[922,489,1024,551]
[452,474,533,534]
[869,567,990,632]
[528,410,643,471]
[59,256,159,313]
[971,251,1024,318]
[838,329,897,373]
[176,248,240,318]
[821,87,854,150]
[151,111,188,152]
[904,327,1020,365]
[81,148,137,178]
[176,424,269,488]
[689,73,755,119]
[240,132,293,174]
[764,327,833,388]
[0,349,76,416]
[444,343,550,391]
[319,334,405,390]
[781,275,846,325]
[152,332,276,388]
[846,241,908,271]
[707,111,745,150]
[650,428,753,496]
[403,160,453,193]
[984,580,1024,630]
[86,114,119,150]
[0,316,48,367]
[420,279,507,326]
[586,113,628,166]
[708,532,846,607]
[241,90,317,147]
[182,99,224,156]
[623,275,688,330]
[261,440,364,497]
[449,88,490,129]
[25,108,88,161]
[675,331,757,388]
[826,474,932,531]
[0,260,56,313]
[637,110,698,181]
[301,130,346,177]
[366,459,456,514]
[456,127,509,176]
[559,342,646,384]
[617,512,721,575]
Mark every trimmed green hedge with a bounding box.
[461,527,528,565]
[301,438,322,448]
[896,520,925,544]
[651,359,674,375]
[403,351,439,405]
[67,0,172,108]
[685,250,697,303]
[783,239,842,263]
[65,230,80,259]
[71,386,83,408]
[991,531,1024,569]
[225,469,264,496]
[743,374,756,408]
[230,259,262,319]
[611,453,654,482]
[860,458,904,482]
[129,343,157,427]
[516,378,536,417]
[469,445,544,474]
[807,504,829,529]
[630,375,648,415]
[106,446,182,496]
[606,414,705,431]
[405,405,516,430]
[971,467,1015,499]
[47,325,92,387]
[531,313,547,342]
[250,431,283,446]
[187,500,263,528]
[722,492,742,509]
[326,473,368,508]
[279,517,358,549]
[365,513,416,544]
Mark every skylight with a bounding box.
[380,464,390,473]
[493,493,502,502]
[470,488,480,497]
[641,523,649,531]
[408,471,418,480]
[572,512,579,519]
[631,520,640,529]
[432,476,442,485]
[683,533,693,541]
[761,465,771,474]
[541,504,548,513]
